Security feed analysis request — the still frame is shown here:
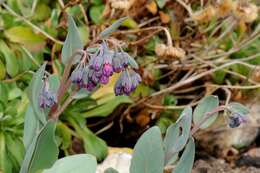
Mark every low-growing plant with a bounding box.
[19,16,250,173]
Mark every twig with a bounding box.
[150,60,257,97]
[2,71,34,83]
[21,46,40,67]
[95,122,114,135]
[206,83,260,89]
[2,3,63,45]
[79,4,89,25]
[138,16,160,28]
[176,0,193,17]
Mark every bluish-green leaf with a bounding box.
[193,96,219,129]
[164,107,192,165]
[61,15,83,65]
[43,154,97,173]
[105,167,119,173]
[156,0,168,8]
[130,126,164,173]
[127,55,139,69]
[20,120,58,173]
[99,17,128,39]
[27,63,47,124]
[227,102,249,115]
[48,74,60,93]
[23,106,40,150]
[172,138,195,173]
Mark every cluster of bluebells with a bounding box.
[70,41,141,96]
[39,78,57,109]
[228,112,248,128]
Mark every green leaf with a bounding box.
[20,120,59,173]
[105,167,119,173]
[32,4,51,21]
[156,0,168,8]
[0,41,19,77]
[56,122,72,150]
[172,138,195,173]
[0,82,8,106]
[121,18,138,29]
[99,17,128,39]
[164,107,192,165]
[193,96,219,129]
[82,96,132,118]
[61,15,83,65]
[23,106,40,151]
[212,70,226,84]
[0,59,6,80]
[43,154,97,173]
[163,95,177,106]
[227,102,249,115]
[89,5,105,24]
[78,26,90,45]
[0,133,12,173]
[27,63,47,124]
[8,87,22,100]
[130,126,164,173]
[5,134,25,165]
[4,26,46,52]
[68,117,108,161]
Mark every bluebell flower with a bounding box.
[228,113,248,128]
[112,52,129,73]
[39,80,57,109]
[114,69,141,96]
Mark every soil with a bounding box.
[193,158,260,173]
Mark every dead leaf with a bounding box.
[146,1,158,15]
[159,11,170,24]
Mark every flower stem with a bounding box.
[191,105,226,135]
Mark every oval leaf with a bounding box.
[20,120,59,173]
[172,138,195,173]
[27,63,47,124]
[130,126,164,173]
[164,107,192,165]
[61,15,83,65]
[227,102,249,115]
[0,41,19,77]
[193,95,219,129]
[23,106,40,151]
[43,154,97,173]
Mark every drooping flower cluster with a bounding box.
[70,41,141,95]
[39,79,57,109]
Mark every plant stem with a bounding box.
[57,50,86,102]
[191,106,226,135]
[51,89,78,120]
